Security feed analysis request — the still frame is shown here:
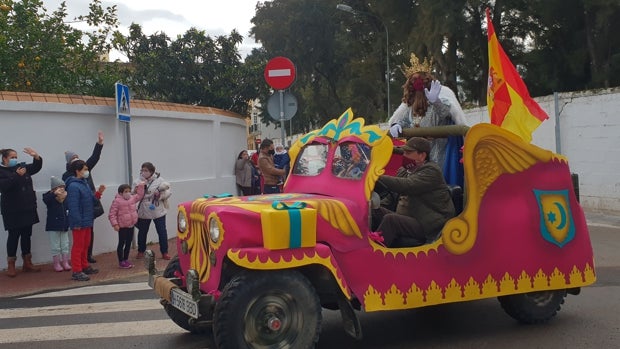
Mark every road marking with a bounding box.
[0,320,185,343]
[0,299,161,319]
[19,282,152,299]
[587,222,620,230]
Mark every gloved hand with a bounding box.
[389,123,402,137]
[424,80,442,103]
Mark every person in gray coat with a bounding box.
[373,137,455,247]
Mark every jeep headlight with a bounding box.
[209,217,220,243]
[178,210,187,233]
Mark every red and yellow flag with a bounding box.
[486,8,548,143]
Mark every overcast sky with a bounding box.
[42,0,263,60]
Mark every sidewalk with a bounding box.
[0,239,176,298]
[1,210,618,299]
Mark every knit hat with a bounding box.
[401,137,431,155]
[50,176,64,190]
[65,151,78,164]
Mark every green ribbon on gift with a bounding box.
[271,201,307,248]
[203,193,234,198]
[271,201,307,210]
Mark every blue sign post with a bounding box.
[115,83,131,122]
[115,82,134,191]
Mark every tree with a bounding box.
[113,24,257,115]
[250,0,620,129]
[0,0,124,96]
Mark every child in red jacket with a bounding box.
[108,183,144,268]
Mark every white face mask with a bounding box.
[82,170,90,179]
[122,192,132,200]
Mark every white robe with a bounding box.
[388,86,466,168]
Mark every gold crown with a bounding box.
[401,53,434,78]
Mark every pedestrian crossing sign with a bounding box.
[115,83,131,122]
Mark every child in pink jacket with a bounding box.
[108,183,144,268]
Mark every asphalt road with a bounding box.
[1,224,618,349]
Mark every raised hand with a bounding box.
[23,147,40,159]
[424,80,442,103]
[389,124,402,138]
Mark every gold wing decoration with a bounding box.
[442,123,567,255]
[365,131,393,200]
[303,199,363,239]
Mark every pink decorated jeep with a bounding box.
[145,108,595,348]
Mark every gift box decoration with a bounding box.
[261,201,317,250]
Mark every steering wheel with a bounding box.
[373,179,399,212]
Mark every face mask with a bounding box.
[268,149,275,155]
[122,192,132,200]
[8,158,18,167]
[82,170,90,179]
[402,157,417,170]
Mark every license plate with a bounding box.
[170,288,199,319]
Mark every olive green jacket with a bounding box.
[378,161,455,239]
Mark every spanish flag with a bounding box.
[486,8,548,143]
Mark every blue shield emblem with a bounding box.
[534,189,575,247]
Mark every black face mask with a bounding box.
[268,149,275,155]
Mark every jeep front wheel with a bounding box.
[213,270,322,349]
[498,290,567,324]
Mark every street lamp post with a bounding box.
[337,4,390,120]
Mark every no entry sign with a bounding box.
[264,56,296,90]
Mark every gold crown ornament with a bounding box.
[401,53,434,78]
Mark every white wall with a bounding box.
[460,89,620,213]
[0,100,246,268]
[1,87,619,268]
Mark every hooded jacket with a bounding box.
[108,184,145,228]
[65,176,97,229]
[43,190,69,232]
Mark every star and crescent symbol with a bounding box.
[534,189,575,248]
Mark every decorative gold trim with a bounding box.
[227,248,351,298]
[363,263,596,311]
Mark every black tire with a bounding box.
[498,290,567,324]
[162,256,211,334]
[213,270,322,349]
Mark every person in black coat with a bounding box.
[0,147,43,277]
[62,131,104,263]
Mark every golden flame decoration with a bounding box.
[288,108,393,201]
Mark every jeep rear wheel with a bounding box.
[498,290,567,324]
[213,270,322,349]
[162,256,211,334]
